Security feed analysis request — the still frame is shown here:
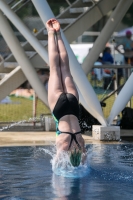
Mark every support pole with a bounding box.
[82,0,133,75]
[0,0,49,64]
[33,91,38,127]
[31,0,107,126]
[107,72,133,125]
[0,11,49,106]
[127,68,131,107]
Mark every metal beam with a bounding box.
[0,0,49,64]
[64,0,120,43]
[26,0,120,66]
[2,0,119,66]
[32,0,107,126]
[0,10,48,106]
[82,0,133,74]
[0,67,27,102]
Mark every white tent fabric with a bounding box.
[116,27,133,37]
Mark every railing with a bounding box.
[91,64,133,119]
[0,64,132,126]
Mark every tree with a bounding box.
[122,4,133,27]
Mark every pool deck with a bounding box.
[0,129,133,147]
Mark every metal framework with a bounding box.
[0,0,133,125]
[0,7,48,106]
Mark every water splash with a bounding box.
[35,144,56,158]
[36,146,91,178]
[52,150,91,178]
[0,117,41,131]
[53,163,90,178]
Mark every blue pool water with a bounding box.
[0,144,133,200]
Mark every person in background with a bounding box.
[102,46,123,87]
[102,47,114,64]
[93,56,112,87]
[46,18,86,167]
[102,47,116,90]
[102,47,114,76]
[115,30,133,63]
[115,30,133,80]
[91,55,113,90]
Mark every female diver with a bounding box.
[46,18,86,167]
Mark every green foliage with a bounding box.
[70,148,82,167]
[122,4,133,27]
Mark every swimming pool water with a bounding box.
[0,144,133,200]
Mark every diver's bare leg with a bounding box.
[57,32,79,100]
[51,19,79,100]
[46,19,63,111]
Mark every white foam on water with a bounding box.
[52,148,91,178]
[53,163,90,178]
[36,146,91,178]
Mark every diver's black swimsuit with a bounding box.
[52,93,81,150]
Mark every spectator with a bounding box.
[115,30,133,80]
[92,57,112,89]
[10,69,50,99]
[115,30,133,63]
[102,47,114,64]
[103,46,123,87]
[102,47,115,90]
[102,47,114,76]
[94,57,110,80]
